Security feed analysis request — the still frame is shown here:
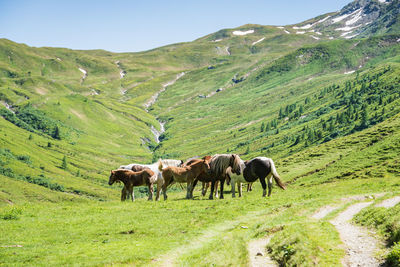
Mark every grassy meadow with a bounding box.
[0,14,400,266]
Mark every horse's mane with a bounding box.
[210,154,241,176]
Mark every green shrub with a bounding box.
[387,242,400,267]
[0,206,23,220]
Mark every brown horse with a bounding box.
[119,165,151,201]
[184,156,219,198]
[108,169,157,201]
[194,154,241,199]
[159,158,210,200]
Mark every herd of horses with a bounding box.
[108,154,286,201]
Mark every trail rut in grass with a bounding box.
[247,237,276,267]
[152,210,274,266]
[330,202,383,267]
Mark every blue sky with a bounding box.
[0,0,352,52]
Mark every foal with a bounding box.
[159,159,210,200]
[108,169,157,201]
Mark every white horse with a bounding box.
[119,159,183,200]
[226,157,285,197]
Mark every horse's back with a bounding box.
[244,158,271,180]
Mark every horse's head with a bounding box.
[230,154,241,175]
[108,170,117,185]
[201,159,211,174]
[202,155,212,162]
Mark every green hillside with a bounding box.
[1,0,400,265]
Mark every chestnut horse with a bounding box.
[108,169,157,201]
[119,159,183,200]
[119,165,150,201]
[226,157,286,197]
[159,158,210,200]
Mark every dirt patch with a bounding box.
[70,109,86,121]
[35,88,47,95]
[248,237,276,267]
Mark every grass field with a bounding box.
[1,4,400,265]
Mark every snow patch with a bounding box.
[276,26,284,29]
[329,37,334,40]
[79,68,87,75]
[56,57,62,61]
[295,24,313,30]
[79,68,87,81]
[232,29,254,36]
[284,30,290,34]
[311,35,320,40]
[345,33,359,39]
[212,39,222,42]
[252,37,265,46]
[225,46,231,55]
[296,31,305,34]
[318,15,331,23]
[346,9,363,25]
[336,24,361,31]
[315,32,322,35]
[344,70,355,74]
[341,31,353,37]
[397,38,400,42]
[332,9,362,24]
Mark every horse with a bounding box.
[159,159,210,200]
[108,169,157,201]
[183,156,219,198]
[227,157,285,197]
[193,154,241,199]
[119,165,150,201]
[119,159,183,200]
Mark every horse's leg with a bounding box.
[259,177,267,197]
[219,178,224,199]
[201,182,206,196]
[209,180,215,200]
[155,180,162,201]
[121,186,126,201]
[130,186,135,202]
[231,180,236,198]
[186,180,192,199]
[215,180,219,198]
[191,179,198,199]
[267,174,273,197]
[148,183,153,201]
[239,183,242,197]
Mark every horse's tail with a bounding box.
[270,159,286,190]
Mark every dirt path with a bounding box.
[248,237,276,267]
[330,202,383,267]
[375,196,400,208]
[312,205,339,219]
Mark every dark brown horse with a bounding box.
[159,158,210,200]
[108,169,157,201]
[191,154,241,199]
